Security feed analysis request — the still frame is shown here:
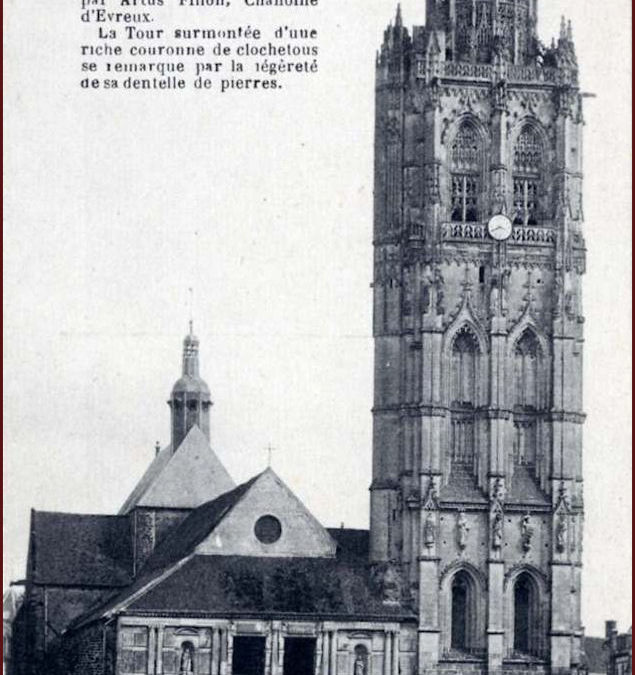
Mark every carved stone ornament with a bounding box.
[457,512,470,551]
[381,564,403,604]
[354,654,367,675]
[555,512,567,553]
[422,477,440,510]
[492,509,504,551]
[179,643,195,675]
[520,514,534,553]
[371,562,403,605]
[491,478,505,504]
[424,512,436,549]
[491,79,508,112]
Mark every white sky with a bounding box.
[3,0,632,637]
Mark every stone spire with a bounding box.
[168,322,212,452]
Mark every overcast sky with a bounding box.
[3,0,632,636]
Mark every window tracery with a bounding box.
[513,126,543,226]
[451,123,482,223]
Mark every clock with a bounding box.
[487,214,513,241]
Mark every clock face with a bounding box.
[487,214,513,241]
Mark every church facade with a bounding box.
[12,2,587,675]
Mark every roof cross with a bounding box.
[266,444,276,468]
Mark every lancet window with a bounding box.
[450,328,480,468]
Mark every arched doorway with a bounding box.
[513,572,539,655]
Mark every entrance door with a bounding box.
[232,636,266,675]
[283,638,316,675]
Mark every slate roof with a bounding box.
[30,511,133,587]
[507,466,550,505]
[129,555,413,620]
[119,426,235,514]
[141,474,261,574]
[327,528,370,564]
[119,444,173,515]
[440,466,488,504]
[69,479,392,631]
[584,636,608,674]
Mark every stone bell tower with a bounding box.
[370,2,586,674]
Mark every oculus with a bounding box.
[254,515,282,544]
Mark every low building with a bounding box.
[583,636,608,675]
[606,622,632,675]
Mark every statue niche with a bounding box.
[179,642,195,675]
[353,645,369,675]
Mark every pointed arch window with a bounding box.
[513,126,543,226]
[513,330,542,411]
[451,328,480,408]
[450,571,477,652]
[512,330,542,470]
[450,328,480,468]
[451,123,482,223]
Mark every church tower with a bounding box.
[168,321,212,451]
[371,2,585,674]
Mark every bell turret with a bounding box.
[168,322,212,452]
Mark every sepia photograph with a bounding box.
[3,1,632,674]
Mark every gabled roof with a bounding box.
[29,511,133,587]
[193,468,337,559]
[119,445,172,514]
[142,475,261,574]
[119,426,235,514]
[70,472,348,629]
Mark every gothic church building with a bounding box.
[13,2,587,674]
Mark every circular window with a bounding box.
[254,515,282,544]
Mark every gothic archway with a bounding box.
[440,564,485,656]
[512,572,541,656]
[504,566,548,659]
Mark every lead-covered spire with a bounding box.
[182,320,200,378]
